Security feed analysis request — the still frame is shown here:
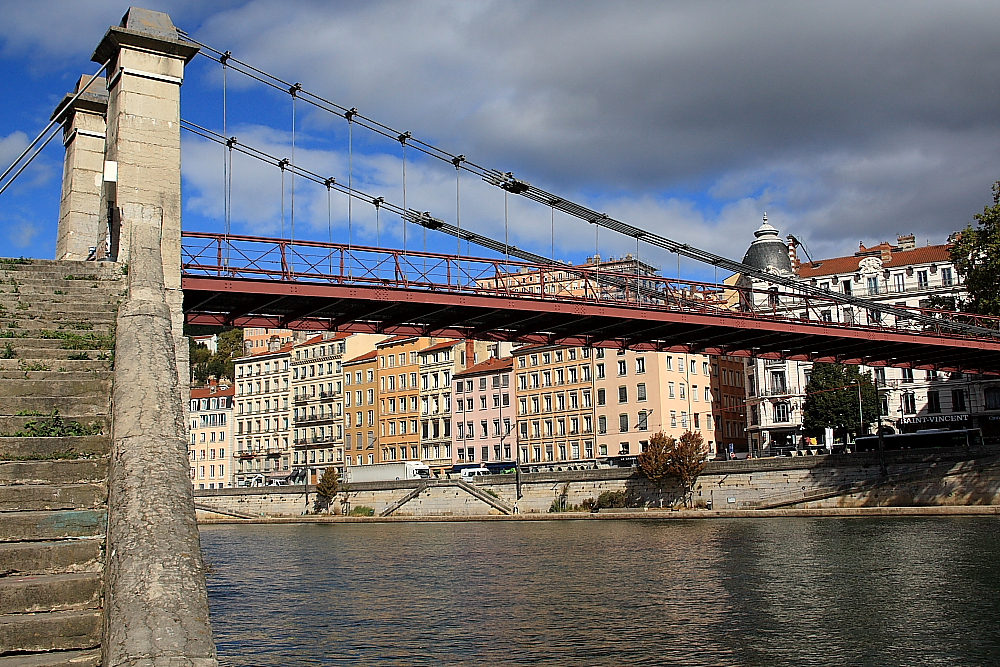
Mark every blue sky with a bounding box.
[3,1,1000,283]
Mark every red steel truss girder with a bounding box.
[181,276,1000,374]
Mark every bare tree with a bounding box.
[667,431,709,508]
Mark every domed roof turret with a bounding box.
[742,213,792,275]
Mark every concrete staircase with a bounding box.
[0,259,121,666]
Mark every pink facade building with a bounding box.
[451,357,515,468]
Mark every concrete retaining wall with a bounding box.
[194,446,1000,518]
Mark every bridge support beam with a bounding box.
[51,75,108,260]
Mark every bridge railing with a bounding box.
[181,232,1000,342]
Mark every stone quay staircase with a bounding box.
[0,258,121,666]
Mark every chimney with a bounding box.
[465,339,475,369]
[880,247,892,263]
[786,235,800,274]
[897,234,915,250]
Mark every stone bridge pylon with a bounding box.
[1,7,216,667]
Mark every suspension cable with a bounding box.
[399,131,410,253]
[180,119,999,339]
[290,83,301,243]
[175,35,998,339]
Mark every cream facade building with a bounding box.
[233,344,293,486]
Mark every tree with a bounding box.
[639,431,708,507]
[638,431,675,497]
[802,363,879,441]
[668,431,709,508]
[950,180,1000,317]
[313,468,340,514]
[189,329,243,386]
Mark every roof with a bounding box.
[419,340,460,355]
[797,243,952,279]
[344,349,377,365]
[454,356,513,378]
[190,385,234,399]
[235,342,293,361]
[375,334,417,348]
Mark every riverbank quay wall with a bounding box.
[194,445,1000,518]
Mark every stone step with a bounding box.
[0,648,101,667]
[0,371,113,381]
[0,609,101,653]
[0,417,108,437]
[0,510,106,542]
[0,460,108,487]
[0,396,110,416]
[0,321,114,334]
[0,304,117,317]
[0,379,112,399]
[0,540,101,577]
[0,350,113,363]
[0,286,122,300]
[0,573,101,615]
[0,337,113,350]
[0,458,108,487]
[0,485,106,513]
[0,436,109,459]
[0,311,117,324]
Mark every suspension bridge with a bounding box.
[2,8,1000,667]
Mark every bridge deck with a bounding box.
[182,275,1000,374]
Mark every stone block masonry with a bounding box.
[194,446,1000,519]
[0,257,120,666]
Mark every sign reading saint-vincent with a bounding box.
[899,414,970,425]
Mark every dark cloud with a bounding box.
[4,0,999,264]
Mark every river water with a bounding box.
[200,517,1000,666]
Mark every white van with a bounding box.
[460,467,491,481]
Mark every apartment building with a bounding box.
[291,333,346,486]
[476,254,662,304]
[738,218,998,452]
[377,336,441,463]
[513,344,596,465]
[233,344,292,486]
[188,382,234,489]
[594,349,719,459]
[243,327,294,355]
[710,355,749,456]
[343,349,379,466]
[418,341,459,473]
[452,356,515,468]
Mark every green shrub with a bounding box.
[596,490,627,509]
[1,342,14,359]
[9,410,103,437]
[348,505,375,517]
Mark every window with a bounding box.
[665,357,673,371]
[670,411,677,428]
[952,388,966,412]
[901,368,914,383]
[927,391,941,414]
[985,388,1000,411]
[902,392,917,415]
[596,389,606,406]
[637,411,648,431]
[917,270,928,289]
[867,276,880,295]
[618,360,627,376]
[773,402,790,423]
[637,383,647,401]
[619,414,629,433]
[618,386,628,403]
[941,267,953,287]
[636,358,646,374]
[596,364,605,379]
[598,415,607,434]
[893,273,905,293]
[668,382,675,399]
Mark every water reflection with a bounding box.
[200,518,1000,666]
